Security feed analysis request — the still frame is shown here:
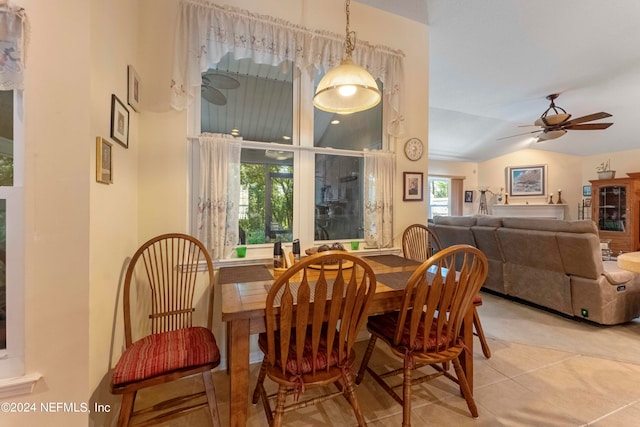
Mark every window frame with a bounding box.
[188,65,389,260]
[427,176,452,219]
[0,90,26,381]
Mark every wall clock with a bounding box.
[404,137,423,161]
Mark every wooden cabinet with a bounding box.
[590,174,640,254]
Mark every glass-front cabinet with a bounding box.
[590,174,640,254]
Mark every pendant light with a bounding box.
[313,0,381,114]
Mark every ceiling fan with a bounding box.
[499,93,613,141]
[201,71,240,105]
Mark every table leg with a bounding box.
[459,307,474,391]
[228,318,250,427]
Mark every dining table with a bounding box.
[219,253,475,426]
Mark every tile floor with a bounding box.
[140,292,640,426]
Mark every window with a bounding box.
[428,177,450,219]
[192,54,385,253]
[0,89,25,379]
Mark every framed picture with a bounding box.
[127,65,141,112]
[403,172,423,201]
[584,198,592,207]
[96,136,113,184]
[464,190,473,203]
[110,94,129,148]
[507,164,546,197]
[583,185,592,197]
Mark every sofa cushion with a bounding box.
[502,217,597,233]
[433,216,478,227]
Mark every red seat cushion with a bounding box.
[367,310,458,351]
[112,327,220,386]
[258,329,342,376]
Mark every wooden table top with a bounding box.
[220,255,422,322]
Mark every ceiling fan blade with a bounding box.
[563,123,613,130]
[203,73,240,89]
[201,86,227,105]
[497,129,542,140]
[562,112,612,126]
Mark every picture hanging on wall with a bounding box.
[110,94,129,148]
[464,190,473,203]
[507,164,547,197]
[403,172,423,201]
[127,65,141,112]
[96,136,113,184]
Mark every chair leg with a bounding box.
[356,335,377,385]
[117,392,136,427]
[252,357,268,404]
[473,306,492,358]
[452,357,479,418]
[273,386,288,427]
[402,357,412,427]
[202,370,221,427]
[342,370,367,426]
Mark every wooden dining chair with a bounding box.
[110,233,221,427]
[252,251,377,426]
[402,223,492,358]
[356,245,488,426]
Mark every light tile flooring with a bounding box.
[143,292,640,426]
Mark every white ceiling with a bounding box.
[360,0,640,162]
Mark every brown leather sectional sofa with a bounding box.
[430,215,640,325]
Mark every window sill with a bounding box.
[0,373,41,399]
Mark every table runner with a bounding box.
[366,255,421,268]
[218,264,272,284]
[375,270,415,290]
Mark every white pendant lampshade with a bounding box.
[534,113,571,127]
[313,0,381,114]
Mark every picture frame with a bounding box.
[127,65,141,112]
[110,94,129,148]
[464,190,473,203]
[96,136,113,184]
[584,198,592,207]
[583,185,592,197]
[403,172,423,201]
[507,164,546,197]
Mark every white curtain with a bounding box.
[364,151,394,248]
[0,1,28,90]
[171,0,405,137]
[195,133,241,260]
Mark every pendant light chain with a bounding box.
[345,0,356,58]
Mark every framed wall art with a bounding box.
[127,64,141,112]
[583,185,592,197]
[403,172,423,201]
[507,164,546,197]
[110,94,129,148]
[464,190,473,203]
[96,136,113,184]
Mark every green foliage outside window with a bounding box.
[0,156,13,186]
[240,163,293,244]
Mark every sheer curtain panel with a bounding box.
[194,134,241,260]
[364,151,394,248]
[0,1,28,90]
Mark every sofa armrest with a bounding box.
[602,260,634,285]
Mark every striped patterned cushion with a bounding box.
[258,329,341,375]
[112,327,219,386]
[367,310,457,351]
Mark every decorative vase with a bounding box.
[556,191,563,204]
[548,195,554,204]
[597,171,616,180]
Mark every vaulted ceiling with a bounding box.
[360,0,640,162]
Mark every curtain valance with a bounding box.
[0,1,29,90]
[171,0,406,136]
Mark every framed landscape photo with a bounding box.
[110,94,129,148]
[507,164,546,197]
[583,185,592,197]
[96,137,113,184]
[127,64,141,112]
[403,172,423,201]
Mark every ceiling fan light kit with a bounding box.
[312,0,381,114]
[500,93,614,142]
